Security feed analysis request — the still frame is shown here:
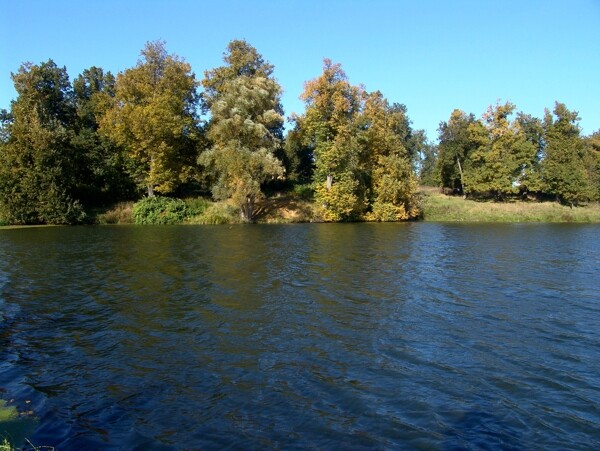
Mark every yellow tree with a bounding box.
[297,59,363,221]
[360,91,419,220]
[100,41,200,197]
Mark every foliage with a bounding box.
[187,202,240,224]
[0,60,86,224]
[436,109,480,194]
[72,66,136,204]
[199,40,284,222]
[2,43,599,225]
[359,91,419,220]
[132,196,190,224]
[292,183,315,199]
[297,59,364,220]
[283,126,314,183]
[418,142,439,186]
[100,41,200,197]
[464,102,538,200]
[584,130,600,201]
[540,103,591,206]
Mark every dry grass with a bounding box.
[420,186,600,222]
[254,193,315,223]
[96,202,135,224]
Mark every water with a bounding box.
[0,223,599,449]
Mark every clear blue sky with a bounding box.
[1,0,599,140]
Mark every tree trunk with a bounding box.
[147,184,155,197]
[456,157,466,198]
[326,173,333,190]
[241,195,254,222]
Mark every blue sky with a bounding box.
[1,0,599,140]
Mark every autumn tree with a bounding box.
[0,60,86,224]
[541,102,591,206]
[359,91,419,221]
[296,59,364,221]
[100,41,200,197]
[199,40,284,222]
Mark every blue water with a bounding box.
[1,223,599,449]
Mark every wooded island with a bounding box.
[1,40,599,225]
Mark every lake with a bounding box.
[1,223,599,449]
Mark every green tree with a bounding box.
[0,60,85,224]
[515,112,544,195]
[436,109,479,194]
[72,66,135,204]
[99,41,200,197]
[464,102,537,200]
[297,59,364,221]
[541,102,591,206]
[199,40,284,222]
[283,125,314,184]
[583,130,600,201]
[418,142,438,186]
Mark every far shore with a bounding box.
[3,187,600,227]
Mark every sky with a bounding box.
[1,0,599,140]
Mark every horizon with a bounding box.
[1,0,599,140]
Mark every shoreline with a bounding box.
[3,188,600,227]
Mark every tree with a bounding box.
[99,41,200,197]
[297,59,364,221]
[283,125,314,184]
[541,102,590,206]
[418,142,438,186]
[0,60,85,224]
[436,109,479,194]
[359,91,419,221]
[72,66,135,204]
[464,102,537,200]
[583,130,600,201]
[199,40,284,222]
[515,112,545,195]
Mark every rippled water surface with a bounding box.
[1,223,599,449]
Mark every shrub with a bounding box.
[132,196,190,225]
[292,183,315,200]
[188,203,239,224]
[183,197,211,216]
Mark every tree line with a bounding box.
[0,39,598,225]
[423,102,600,206]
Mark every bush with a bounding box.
[292,183,315,200]
[188,203,239,224]
[183,197,211,216]
[132,196,190,225]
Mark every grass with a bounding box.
[95,201,134,224]
[187,201,240,224]
[419,186,600,222]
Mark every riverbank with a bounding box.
[3,187,600,227]
[419,186,600,222]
